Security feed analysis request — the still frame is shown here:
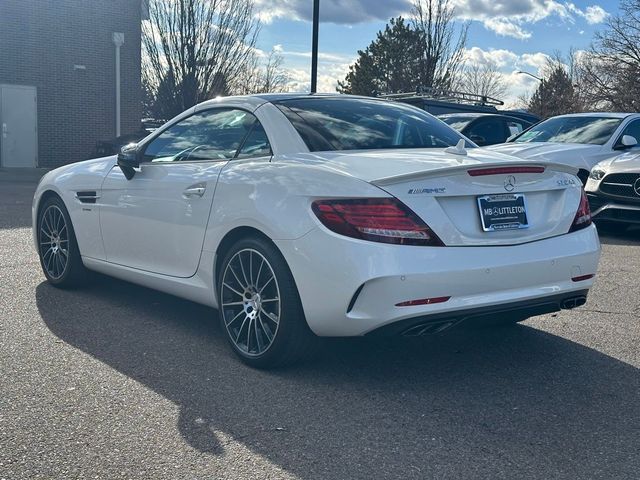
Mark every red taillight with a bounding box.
[569,189,592,233]
[311,198,444,246]
[395,296,451,307]
[468,166,545,176]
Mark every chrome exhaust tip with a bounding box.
[561,296,587,310]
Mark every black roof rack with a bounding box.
[378,87,504,107]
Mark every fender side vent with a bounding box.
[76,191,99,204]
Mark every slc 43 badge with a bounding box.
[557,178,577,186]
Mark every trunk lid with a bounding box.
[372,161,582,246]
[281,148,583,246]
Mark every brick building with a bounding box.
[0,0,143,168]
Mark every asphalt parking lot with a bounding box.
[1,175,639,479]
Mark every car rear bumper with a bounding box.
[276,225,601,337]
[366,290,588,336]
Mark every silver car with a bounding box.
[489,113,640,184]
[586,150,640,232]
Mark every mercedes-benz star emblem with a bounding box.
[504,175,516,192]
[633,177,640,196]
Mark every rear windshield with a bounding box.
[439,116,475,131]
[274,97,472,152]
[512,116,622,145]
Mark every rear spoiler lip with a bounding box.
[371,161,579,187]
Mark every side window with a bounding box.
[236,122,272,158]
[615,120,640,147]
[143,109,256,162]
[506,120,526,137]
[466,118,508,146]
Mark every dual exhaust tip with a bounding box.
[560,295,587,310]
[400,295,588,336]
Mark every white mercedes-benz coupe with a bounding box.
[33,94,601,368]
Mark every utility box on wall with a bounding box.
[0,0,142,168]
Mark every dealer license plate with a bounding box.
[477,193,529,232]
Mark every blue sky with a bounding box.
[253,0,618,105]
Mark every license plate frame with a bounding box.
[477,193,529,232]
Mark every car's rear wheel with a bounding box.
[37,196,88,288]
[217,236,317,368]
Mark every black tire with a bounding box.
[37,195,88,288]
[595,220,628,235]
[217,236,318,368]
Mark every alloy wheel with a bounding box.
[220,248,281,356]
[39,205,69,280]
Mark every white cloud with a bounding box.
[581,5,608,24]
[520,52,550,71]
[283,59,353,93]
[452,0,608,39]
[463,47,519,67]
[254,0,411,24]
[278,49,354,63]
[483,18,532,40]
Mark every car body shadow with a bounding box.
[36,276,640,479]
[597,225,640,246]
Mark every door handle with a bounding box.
[183,183,206,198]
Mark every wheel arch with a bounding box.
[214,226,280,299]
[37,189,64,216]
[33,189,65,249]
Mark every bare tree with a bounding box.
[577,0,640,111]
[236,49,290,95]
[142,0,260,120]
[461,61,507,101]
[411,0,468,91]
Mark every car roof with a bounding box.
[549,112,637,119]
[196,92,381,111]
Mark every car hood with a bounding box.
[596,150,640,173]
[279,148,577,183]
[486,142,603,167]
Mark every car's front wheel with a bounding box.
[217,236,317,368]
[37,195,88,288]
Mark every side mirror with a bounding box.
[614,135,638,150]
[469,134,487,146]
[117,143,140,180]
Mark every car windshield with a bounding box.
[512,116,622,145]
[274,97,473,152]
[439,116,475,131]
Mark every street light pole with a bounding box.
[310,0,320,93]
[516,70,542,82]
